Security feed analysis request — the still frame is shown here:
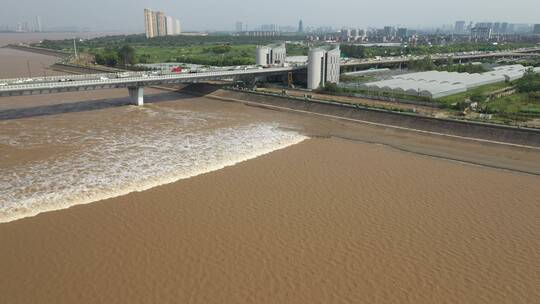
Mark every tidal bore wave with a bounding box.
[0,106,307,223]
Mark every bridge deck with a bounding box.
[0,67,299,97]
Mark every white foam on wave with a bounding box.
[0,107,307,223]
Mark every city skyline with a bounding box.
[144,9,181,38]
[0,0,539,31]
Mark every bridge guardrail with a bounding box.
[0,67,298,94]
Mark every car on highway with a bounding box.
[171,66,182,73]
[0,83,7,86]
[117,72,130,78]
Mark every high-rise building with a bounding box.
[471,27,492,40]
[357,29,366,39]
[455,21,465,34]
[144,9,181,38]
[512,23,530,33]
[165,16,174,36]
[155,11,167,36]
[151,11,158,36]
[340,29,351,41]
[501,22,509,34]
[175,19,182,35]
[235,21,243,33]
[493,22,501,34]
[239,31,279,37]
[397,28,408,39]
[534,24,540,34]
[144,9,155,38]
[298,20,304,33]
[35,16,42,32]
[383,26,395,38]
[261,24,277,31]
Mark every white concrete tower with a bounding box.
[307,45,340,90]
[255,44,286,66]
[256,46,271,66]
[307,48,325,90]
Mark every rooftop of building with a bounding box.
[360,65,532,99]
[313,44,340,52]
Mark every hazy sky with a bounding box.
[1,0,539,31]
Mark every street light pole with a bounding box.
[73,38,78,59]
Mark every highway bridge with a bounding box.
[1,46,539,105]
[0,67,300,105]
[342,47,540,70]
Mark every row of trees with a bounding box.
[407,56,487,73]
[438,63,487,74]
[93,44,255,67]
[515,69,540,93]
[94,45,137,67]
[407,56,435,71]
[37,34,307,50]
[174,55,254,66]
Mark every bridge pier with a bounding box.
[128,86,144,106]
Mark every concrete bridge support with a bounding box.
[128,86,144,106]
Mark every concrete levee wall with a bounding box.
[5,44,70,58]
[184,84,540,147]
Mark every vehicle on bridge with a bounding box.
[117,72,131,78]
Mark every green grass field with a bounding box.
[486,93,540,116]
[435,82,510,106]
[134,45,257,65]
[36,34,311,67]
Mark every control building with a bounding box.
[256,44,287,66]
[307,45,341,90]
